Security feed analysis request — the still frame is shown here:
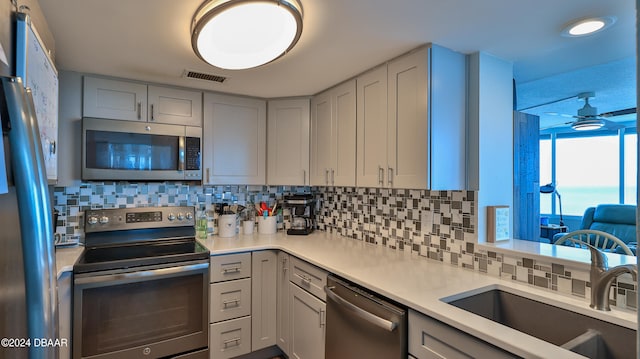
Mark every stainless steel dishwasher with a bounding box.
[324,275,407,359]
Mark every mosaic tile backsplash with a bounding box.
[53,183,636,311]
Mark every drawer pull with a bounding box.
[300,274,312,286]
[223,337,241,348]
[222,267,241,274]
[222,299,240,308]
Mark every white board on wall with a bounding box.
[15,12,58,182]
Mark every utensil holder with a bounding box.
[218,214,237,237]
[243,220,255,235]
[258,216,277,235]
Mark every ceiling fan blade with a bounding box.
[544,112,575,118]
[601,119,625,130]
[599,108,636,118]
[540,121,573,131]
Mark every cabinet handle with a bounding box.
[223,337,241,348]
[300,274,312,286]
[206,168,210,183]
[50,141,56,155]
[331,168,335,186]
[222,299,240,308]
[222,266,241,274]
[388,167,394,185]
[325,169,329,185]
[378,166,384,185]
[150,104,155,121]
[319,309,325,328]
[282,257,288,273]
[137,102,142,120]
[303,170,306,185]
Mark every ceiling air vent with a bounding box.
[183,69,227,84]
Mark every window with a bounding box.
[540,128,637,217]
[624,132,637,204]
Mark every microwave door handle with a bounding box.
[178,136,185,171]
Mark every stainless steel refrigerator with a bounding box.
[0,76,58,359]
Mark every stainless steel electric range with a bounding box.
[73,206,210,359]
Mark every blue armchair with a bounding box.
[553,204,637,254]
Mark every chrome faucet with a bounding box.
[586,244,637,311]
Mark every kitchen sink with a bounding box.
[444,287,636,359]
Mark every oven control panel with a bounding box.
[85,206,196,233]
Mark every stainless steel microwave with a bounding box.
[82,117,202,181]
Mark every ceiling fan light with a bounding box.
[572,119,604,131]
[192,0,303,70]
[561,16,616,37]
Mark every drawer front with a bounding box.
[290,257,327,301]
[210,316,251,359]
[408,309,517,359]
[210,278,251,323]
[211,253,252,282]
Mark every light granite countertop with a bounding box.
[55,231,637,358]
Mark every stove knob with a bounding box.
[168,213,176,221]
[88,216,98,225]
[177,213,185,221]
[99,216,109,224]
[185,212,193,220]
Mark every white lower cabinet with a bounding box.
[209,254,252,359]
[210,278,251,323]
[251,250,278,351]
[408,309,517,359]
[276,252,291,355]
[289,282,326,359]
[210,316,252,359]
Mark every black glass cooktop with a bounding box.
[74,238,210,274]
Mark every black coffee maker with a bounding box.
[284,194,315,235]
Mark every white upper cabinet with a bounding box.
[387,47,429,189]
[356,65,388,188]
[83,76,147,121]
[147,85,202,127]
[310,80,356,186]
[356,45,467,190]
[267,98,310,186]
[83,76,202,126]
[203,93,266,185]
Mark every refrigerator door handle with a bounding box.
[324,285,397,332]
[2,77,58,351]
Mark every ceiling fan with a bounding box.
[538,92,636,131]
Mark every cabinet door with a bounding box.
[331,80,357,187]
[148,85,202,127]
[387,48,428,189]
[289,283,325,359]
[267,99,310,185]
[83,76,147,121]
[203,93,266,185]
[251,250,277,351]
[276,252,290,355]
[58,272,72,359]
[357,65,388,188]
[309,91,332,186]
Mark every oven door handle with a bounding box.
[74,262,209,285]
[324,285,397,332]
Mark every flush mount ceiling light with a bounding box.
[191,0,303,70]
[572,118,604,131]
[561,16,616,37]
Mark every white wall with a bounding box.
[468,52,514,243]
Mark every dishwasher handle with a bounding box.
[324,285,398,332]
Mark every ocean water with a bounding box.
[540,186,636,216]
